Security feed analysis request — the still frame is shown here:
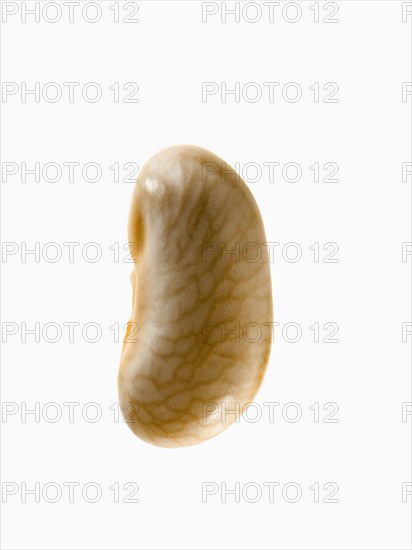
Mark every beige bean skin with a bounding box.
[118,145,273,447]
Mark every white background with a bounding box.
[1,1,411,549]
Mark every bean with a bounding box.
[118,145,273,447]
